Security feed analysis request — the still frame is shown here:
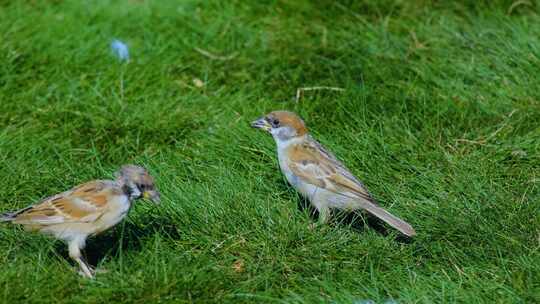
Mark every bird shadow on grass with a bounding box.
[51,215,182,268]
[296,197,414,244]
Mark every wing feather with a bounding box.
[287,137,374,201]
[12,180,114,226]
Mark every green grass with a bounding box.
[0,0,539,303]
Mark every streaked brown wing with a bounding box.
[287,138,374,202]
[13,180,112,225]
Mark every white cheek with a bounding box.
[128,182,141,199]
[131,189,141,199]
[271,127,295,140]
[270,127,281,136]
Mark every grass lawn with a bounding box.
[0,0,539,303]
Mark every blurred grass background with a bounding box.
[0,0,538,303]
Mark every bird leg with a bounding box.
[68,239,94,279]
[317,206,331,225]
[309,205,331,229]
[76,256,95,278]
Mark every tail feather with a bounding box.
[0,212,16,222]
[0,206,32,223]
[361,202,416,237]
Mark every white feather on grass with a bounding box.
[111,39,129,61]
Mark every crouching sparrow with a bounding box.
[0,165,160,278]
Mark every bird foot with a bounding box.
[77,269,95,279]
[77,263,103,279]
[309,222,324,230]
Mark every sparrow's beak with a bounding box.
[143,190,161,204]
[251,117,272,132]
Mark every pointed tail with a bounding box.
[0,212,16,222]
[361,202,416,237]
[0,206,31,223]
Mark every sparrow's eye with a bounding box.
[270,118,280,128]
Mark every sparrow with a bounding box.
[251,111,416,237]
[0,165,160,278]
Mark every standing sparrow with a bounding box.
[251,111,416,237]
[0,165,160,278]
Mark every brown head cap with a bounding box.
[265,111,308,136]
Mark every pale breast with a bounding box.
[278,153,321,200]
[92,195,131,235]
